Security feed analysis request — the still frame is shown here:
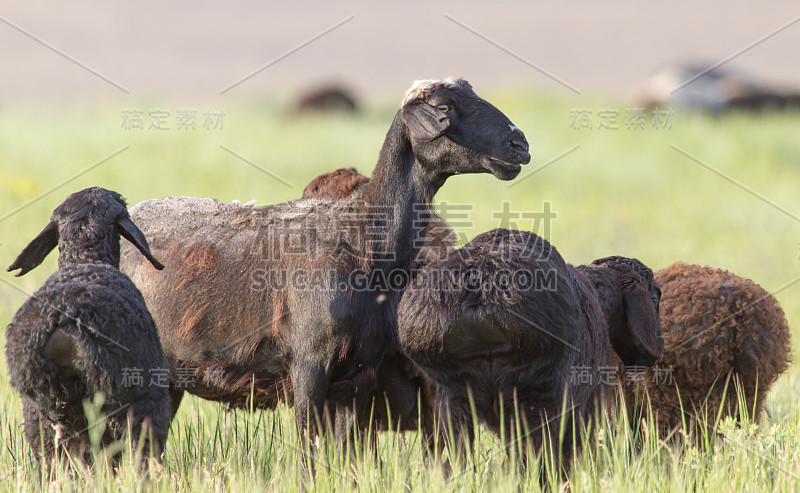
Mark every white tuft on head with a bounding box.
[401,77,465,107]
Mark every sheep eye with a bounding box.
[437,104,451,112]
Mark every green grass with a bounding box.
[1,91,799,491]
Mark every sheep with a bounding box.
[636,62,800,113]
[622,262,791,438]
[4,187,170,465]
[300,166,452,434]
[292,84,359,115]
[119,78,531,443]
[302,167,370,201]
[301,166,457,264]
[397,229,663,469]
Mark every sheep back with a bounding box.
[633,262,791,433]
[121,195,400,407]
[399,229,615,442]
[5,264,170,449]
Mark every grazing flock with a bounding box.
[4,78,792,475]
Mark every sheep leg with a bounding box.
[124,394,170,462]
[407,380,440,463]
[333,400,360,461]
[22,398,83,468]
[436,388,475,466]
[333,364,380,448]
[21,396,55,465]
[168,386,185,419]
[374,359,420,431]
[291,358,330,442]
[290,357,331,479]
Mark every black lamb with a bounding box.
[397,230,663,469]
[5,187,170,465]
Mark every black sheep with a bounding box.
[120,78,531,443]
[5,187,170,465]
[398,230,663,469]
[301,166,457,265]
[293,84,359,115]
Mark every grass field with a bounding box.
[1,89,799,491]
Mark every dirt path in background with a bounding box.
[1,1,799,103]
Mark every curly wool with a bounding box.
[7,265,171,460]
[5,187,170,464]
[626,262,791,436]
[398,229,663,467]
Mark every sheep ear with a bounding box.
[401,102,450,142]
[7,221,59,277]
[116,216,165,270]
[618,286,664,366]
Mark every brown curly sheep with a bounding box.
[624,262,791,437]
[301,167,370,200]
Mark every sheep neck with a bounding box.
[577,266,622,330]
[57,235,121,270]
[360,113,441,270]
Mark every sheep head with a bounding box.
[586,256,664,367]
[301,167,370,200]
[7,187,164,276]
[400,78,531,181]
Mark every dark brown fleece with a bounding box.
[623,262,791,437]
